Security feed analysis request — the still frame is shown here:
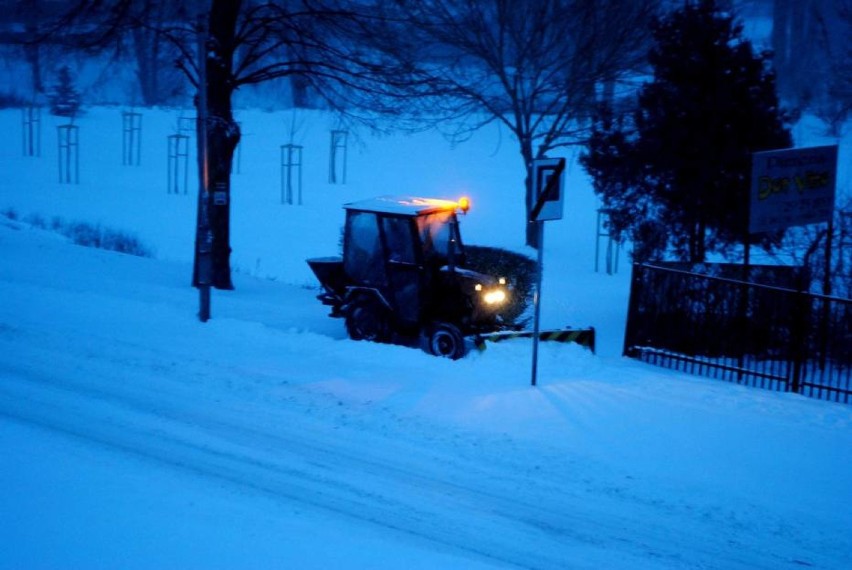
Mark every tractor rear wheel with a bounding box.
[345,296,390,342]
[424,322,465,360]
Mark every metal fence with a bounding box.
[624,263,852,404]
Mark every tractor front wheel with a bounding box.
[424,323,466,360]
[345,296,390,342]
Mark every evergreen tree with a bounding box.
[48,66,81,118]
[581,0,792,263]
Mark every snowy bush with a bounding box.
[0,92,28,109]
[63,222,152,257]
[23,213,47,230]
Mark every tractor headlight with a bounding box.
[483,288,507,305]
[474,281,508,306]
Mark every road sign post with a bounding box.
[529,157,566,387]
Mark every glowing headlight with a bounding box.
[483,289,507,305]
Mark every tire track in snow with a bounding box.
[0,359,813,570]
[0,370,578,570]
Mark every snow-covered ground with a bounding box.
[1,106,851,569]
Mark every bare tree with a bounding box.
[356,0,658,247]
[0,0,66,99]
[127,1,188,106]
[179,0,409,289]
[772,0,851,133]
[780,198,852,299]
[823,0,852,133]
[19,0,46,96]
[23,0,411,290]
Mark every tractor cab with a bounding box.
[308,195,509,358]
[343,196,467,324]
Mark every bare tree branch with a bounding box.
[345,0,659,246]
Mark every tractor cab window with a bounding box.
[344,211,386,285]
[381,216,416,264]
[416,211,462,265]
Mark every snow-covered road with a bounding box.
[0,351,826,570]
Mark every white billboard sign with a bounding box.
[749,145,838,234]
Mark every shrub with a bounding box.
[64,222,99,248]
[99,227,152,257]
[3,211,151,257]
[0,93,29,109]
[24,213,47,229]
[63,222,152,257]
[465,245,536,326]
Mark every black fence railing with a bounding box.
[624,263,852,404]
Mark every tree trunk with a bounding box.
[23,1,43,96]
[23,40,42,96]
[521,137,539,249]
[192,0,241,290]
[697,219,707,263]
[133,26,162,106]
[772,0,793,101]
[291,74,312,108]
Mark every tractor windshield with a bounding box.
[416,211,463,265]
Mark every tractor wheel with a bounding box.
[345,296,390,342]
[425,322,466,360]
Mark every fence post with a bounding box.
[329,129,348,184]
[57,124,79,184]
[788,289,810,394]
[167,134,190,194]
[623,262,643,356]
[281,144,303,205]
[735,271,753,382]
[122,111,142,166]
[22,106,41,157]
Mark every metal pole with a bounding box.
[531,221,544,387]
[297,145,303,205]
[57,126,62,183]
[595,209,601,273]
[136,113,142,165]
[73,126,79,184]
[287,146,294,204]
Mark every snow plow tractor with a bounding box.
[307,195,513,359]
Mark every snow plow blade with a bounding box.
[473,327,595,353]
